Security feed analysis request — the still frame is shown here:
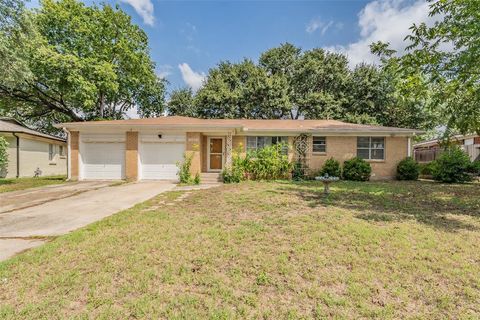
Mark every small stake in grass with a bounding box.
[315,173,339,196]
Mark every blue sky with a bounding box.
[130,0,368,91]
[30,0,434,94]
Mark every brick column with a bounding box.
[186,132,201,175]
[70,131,79,180]
[125,131,139,181]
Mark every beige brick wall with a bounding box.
[70,131,79,180]
[186,132,202,175]
[125,131,138,181]
[309,136,408,180]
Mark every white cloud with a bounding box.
[120,0,154,26]
[156,65,173,79]
[180,22,197,42]
[326,0,437,67]
[306,18,323,34]
[320,21,334,35]
[306,18,338,35]
[178,63,206,92]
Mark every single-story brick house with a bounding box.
[56,116,421,181]
[0,118,67,178]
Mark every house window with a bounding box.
[357,137,385,160]
[48,144,55,161]
[246,136,288,154]
[312,136,326,153]
[59,145,65,157]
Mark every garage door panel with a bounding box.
[82,141,125,180]
[140,142,185,180]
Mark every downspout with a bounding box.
[12,132,20,178]
[408,137,412,157]
[62,127,71,180]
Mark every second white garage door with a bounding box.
[140,142,185,180]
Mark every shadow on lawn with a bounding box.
[274,180,480,232]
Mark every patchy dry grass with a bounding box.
[1,181,479,319]
[0,175,67,193]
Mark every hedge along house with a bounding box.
[56,116,422,181]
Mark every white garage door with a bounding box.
[82,142,125,180]
[140,142,185,180]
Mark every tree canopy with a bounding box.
[0,0,165,131]
[169,43,438,131]
[403,0,480,135]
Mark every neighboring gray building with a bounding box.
[0,118,67,178]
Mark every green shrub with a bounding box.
[419,161,437,176]
[432,146,472,183]
[342,157,371,181]
[177,152,194,184]
[193,172,201,185]
[222,148,248,183]
[248,144,292,180]
[320,157,341,177]
[292,161,307,181]
[467,160,480,176]
[0,136,8,177]
[396,157,420,180]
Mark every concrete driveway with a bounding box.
[0,181,175,261]
[1,181,112,213]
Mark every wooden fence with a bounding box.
[414,144,480,163]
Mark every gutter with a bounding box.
[12,132,19,178]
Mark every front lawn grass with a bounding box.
[1,180,479,318]
[0,175,67,193]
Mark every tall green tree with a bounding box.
[348,42,439,130]
[0,0,165,128]
[404,0,480,134]
[167,87,198,117]
[195,59,290,119]
[0,0,36,86]
[293,48,350,119]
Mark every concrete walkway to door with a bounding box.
[0,181,175,261]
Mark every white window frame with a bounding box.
[357,137,385,160]
[312,136,326,153]
[246,136,288,153]
[59,145,65,157]
[48,144,55,161]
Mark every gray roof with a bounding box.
[0,118,66,142]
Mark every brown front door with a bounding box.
[209,137,223,171]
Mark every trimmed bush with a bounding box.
[396,157,420,180]
[343,157,371,181]
[247,144,292,180]
[419,161,437,176]
[467,160,480,176]
[320,157,342,177]
[432,146,472,183]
